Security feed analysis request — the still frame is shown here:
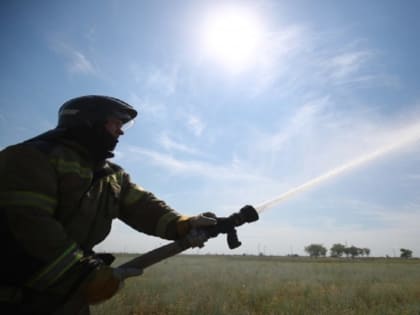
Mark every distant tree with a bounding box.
[343,247,351,258]
[304,244,327,257]
[330,243,346,257]
[362,248,370,257]
[346,246,360,258]
[400,248,413,259]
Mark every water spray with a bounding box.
[255,122,420,213]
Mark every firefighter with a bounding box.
[0,95,217,314]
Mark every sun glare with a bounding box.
[200,6,264,73]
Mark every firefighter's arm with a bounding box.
[117,172,216,240]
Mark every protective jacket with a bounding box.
[0,132,188,313]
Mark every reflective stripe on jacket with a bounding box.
[0,137,185,294]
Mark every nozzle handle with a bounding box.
[227,229,241,249]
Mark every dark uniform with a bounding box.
[0,96,199,314]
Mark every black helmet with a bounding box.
[57,95,138,129]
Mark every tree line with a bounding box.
[304,243,413,258]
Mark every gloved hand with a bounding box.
[186,228,210,248]
[176,212,217,239]
[82,266,142,304]
[186,212,217,248]
[189,212,217,229]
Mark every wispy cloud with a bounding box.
[51,41,95,75]
[70,51,95,74]
[186,114,205,136]
[252,96,329,158]
[128,93,168,120]
[249,19,399,97]
[326,51,372,80]
[146,66,179,95]
[127,145,269,183]
[252,24,306,94]
[158,133,202,155]
[237,95,420,211]
[131,64,179,95]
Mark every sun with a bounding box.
[200,6,264,73]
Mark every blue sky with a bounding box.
[1,0,420,257]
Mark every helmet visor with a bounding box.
[122,119,135,131]
[107,111,135,131]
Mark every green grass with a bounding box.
[91,255,420,315]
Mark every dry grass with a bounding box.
[91,255,420,315]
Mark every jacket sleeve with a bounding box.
[117,172,191,240]
[0,145,84,291]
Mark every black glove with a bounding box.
[189,212,217,229]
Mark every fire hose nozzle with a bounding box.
[225,205,258,249]
[238,205,259,223]
[204,205,259,249]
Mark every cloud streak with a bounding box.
[68,50,95,74]
[254,96,329,154]
[247,18,398,97]
[51,41,95,75]
[186,114,205,136]
[252,24,306,94]
[127,145,270,183]
[326,51,372,80]
[131,64,179,95]
[145,66,179,95]
[158,133,202,155]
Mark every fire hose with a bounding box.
[116,205,259,279]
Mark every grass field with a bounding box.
[91,254,420,315]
